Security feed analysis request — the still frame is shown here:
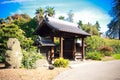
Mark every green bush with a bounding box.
[0,54,5,63]
[104,39,120,54]
[112,44,120,54]
[113,54,120,60]
[85,36,106,52]
[0,56,3,63]
[22,48,44,69]
[53,58,69,68]
[103,52,113,56]
[86,52,104,60]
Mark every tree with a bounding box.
[6,16,13,22]
[106,19,118,38]
[45,7,55,17]
[67,10,74,22]
[77,20,83,28]
[81,22,100,36]
[106,0,120,39]
[21,14,31,20]
[95,21,101,31]
[35,7,45,24]
[59,16,65,20]
[11,14,22,20]
[0,18,6,24]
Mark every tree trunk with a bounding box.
[119,15,120,40]
[118,23,120,40]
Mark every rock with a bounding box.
[5,38,22,68]
[48,65,55,70]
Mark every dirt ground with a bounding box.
[0,64,68,80]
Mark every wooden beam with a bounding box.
[60,37,63,57]
[81,37,85,60]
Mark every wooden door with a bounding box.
[63,38,74,59]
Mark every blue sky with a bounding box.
[0,0,113,32]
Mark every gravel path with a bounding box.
[0,66,67,80]
[53,60,120,80]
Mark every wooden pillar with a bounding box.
[60,37,63,57]
[51,46,54,63]
[51,37,55,63]
[73,39,76,59]
[81,37,85,60]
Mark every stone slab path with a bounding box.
[53,60,120,80]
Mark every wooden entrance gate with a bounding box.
[63,38,74,59]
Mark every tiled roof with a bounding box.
[40,37,55,46]
[44,16,90,36]
[34,16,91,37]
[35,37,55,47]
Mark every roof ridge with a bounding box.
[45,16,79,28]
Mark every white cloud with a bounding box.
[55,7,112,32]
[2,0,112,33]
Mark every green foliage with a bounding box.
[0,23,34,52]
[113,54,120,60]
[0,55,5,63]
[53,58,69,68]
[45,7,55,17]
[86,52,104,60]
[13,18,38,38]
[22,47,44,69]
[95,21,100,31]
[112,44,120,54]
[104,38,120,54]
[98,46,113,56]
[85,36,106,52]
[103,52,113,56]
[77,20,83,28]
[0,14,37,63]
[59,16,65,20]
[79,22,101,36]
[0,18,6,24]
[106,0,120,39]
[0,23,25,62]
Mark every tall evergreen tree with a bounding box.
[77,20,83,28]
[106,0,120,39]
[95,21,101,31]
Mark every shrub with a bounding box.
[86,52,104,60]
[0,56,3,63]
[53,58,69,68]
[22,49,44,69]
[0,54,5,63]
[98,46,113,56]
[104,38,120,54]
[113,54,120,60]
[85,36,106,52]
[112,44,120,54]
